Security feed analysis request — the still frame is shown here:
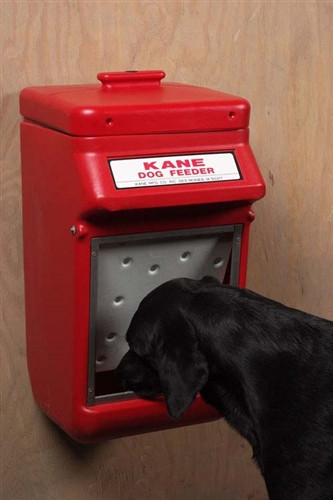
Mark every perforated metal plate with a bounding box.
[88,226,242,388]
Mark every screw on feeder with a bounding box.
[70,223,88,239]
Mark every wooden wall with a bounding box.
[1,1,332,499]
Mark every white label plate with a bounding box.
[108,152,241,189]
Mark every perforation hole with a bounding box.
[149,264,160,275]
[106,332,117,341]
[180,251,191,261]
[213,257,224,268]
[122,257,133,267]
[96,355,107,364]
[113,296,124,306]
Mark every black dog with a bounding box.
[116,277,333,499]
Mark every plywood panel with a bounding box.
[246,1,333,319]
[1,1,332,499]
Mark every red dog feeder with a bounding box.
[20,71,265,442]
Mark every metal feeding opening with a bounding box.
[88,225,242,406]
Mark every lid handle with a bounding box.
[97,70,165,89]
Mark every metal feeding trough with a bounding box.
[90,225,241,402]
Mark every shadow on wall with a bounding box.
[41,413,105,460]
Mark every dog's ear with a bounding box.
[155,314,208,420]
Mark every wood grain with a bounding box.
[1,1,332,498]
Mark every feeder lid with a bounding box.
[20,71,250,137]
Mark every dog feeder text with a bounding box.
[138,158,214,179]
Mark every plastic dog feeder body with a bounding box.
[20,71,265,443]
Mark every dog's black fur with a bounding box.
[115,277,333,499]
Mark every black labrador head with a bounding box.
[115,277,218,419]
